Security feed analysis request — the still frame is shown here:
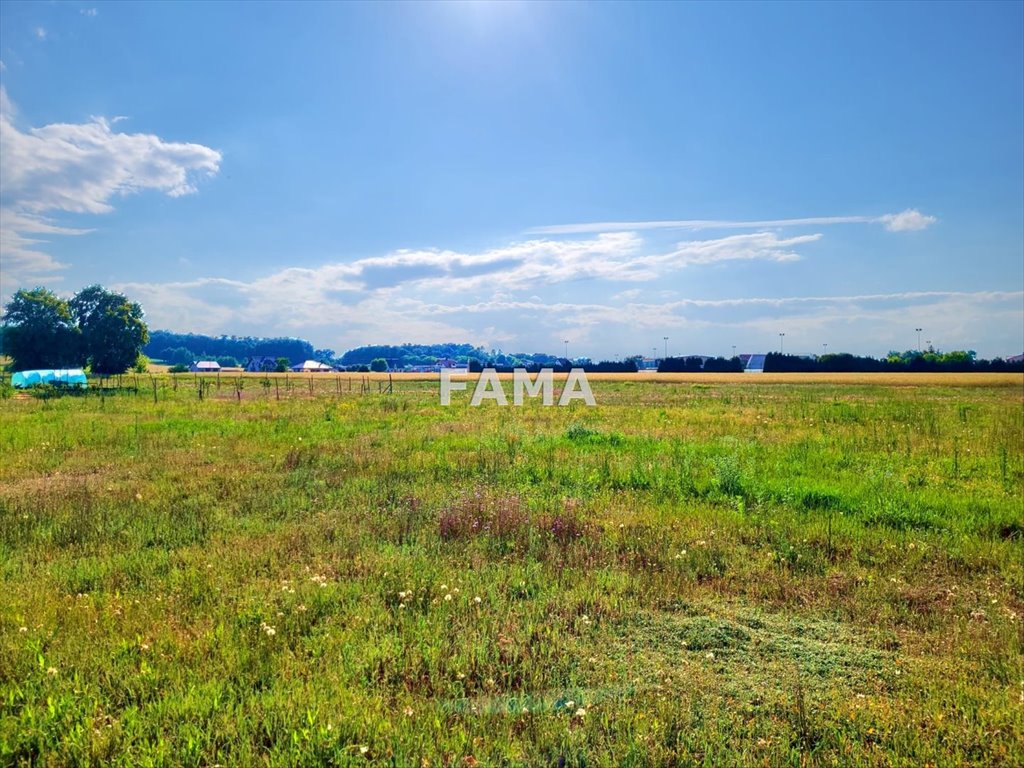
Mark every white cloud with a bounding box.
[2,115,221,214]
[612,288,642,301]
[111,227,813,327]
[117,259,1023,359]
[81,8,98,17]
[0,86,13,119]
[652,232,817,267]
[35,27,47,41]
[0,86,221,284]
[528,209,937,235]
[878,209,937,231]
[0,210,90,278]
[202,229,807,300]
[112,227,827,350]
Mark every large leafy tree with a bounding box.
[2,288,83,370]
[71,285,149,375]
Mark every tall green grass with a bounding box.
[1,377,1022,765]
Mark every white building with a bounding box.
[291,360,333,373]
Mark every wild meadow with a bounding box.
[1,373,1022,766]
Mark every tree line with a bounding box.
[2,287,149,375]
[145,331,315,368]
[656,351,1022,373]
[763,350,1022,373]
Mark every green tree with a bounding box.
[1,288,82,370]
[70,285,149,375]
[369,357,389,372]
[275,357,290,373]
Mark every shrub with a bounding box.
[714,455,744,497]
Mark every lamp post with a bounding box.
[731,345,736,358]
[779,332,785,354]
[915,328,922,352]
[663,336,669,359]
[822,343,827,356]
[564,340,569,361]
[925,340,931,352]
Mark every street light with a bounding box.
[779,332,785,354]
[663,336,669,359]
[564,340,569,360]
[915,328,922,352]
[731,345,736,358]
[822,343,828,356]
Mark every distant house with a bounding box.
[245,356,278,373]
[190,361,221,373]
[291,360,333,373]
[1008,354,1024,364]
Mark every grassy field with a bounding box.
[1,374,1022,766]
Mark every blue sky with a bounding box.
[1,0,1021,359]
